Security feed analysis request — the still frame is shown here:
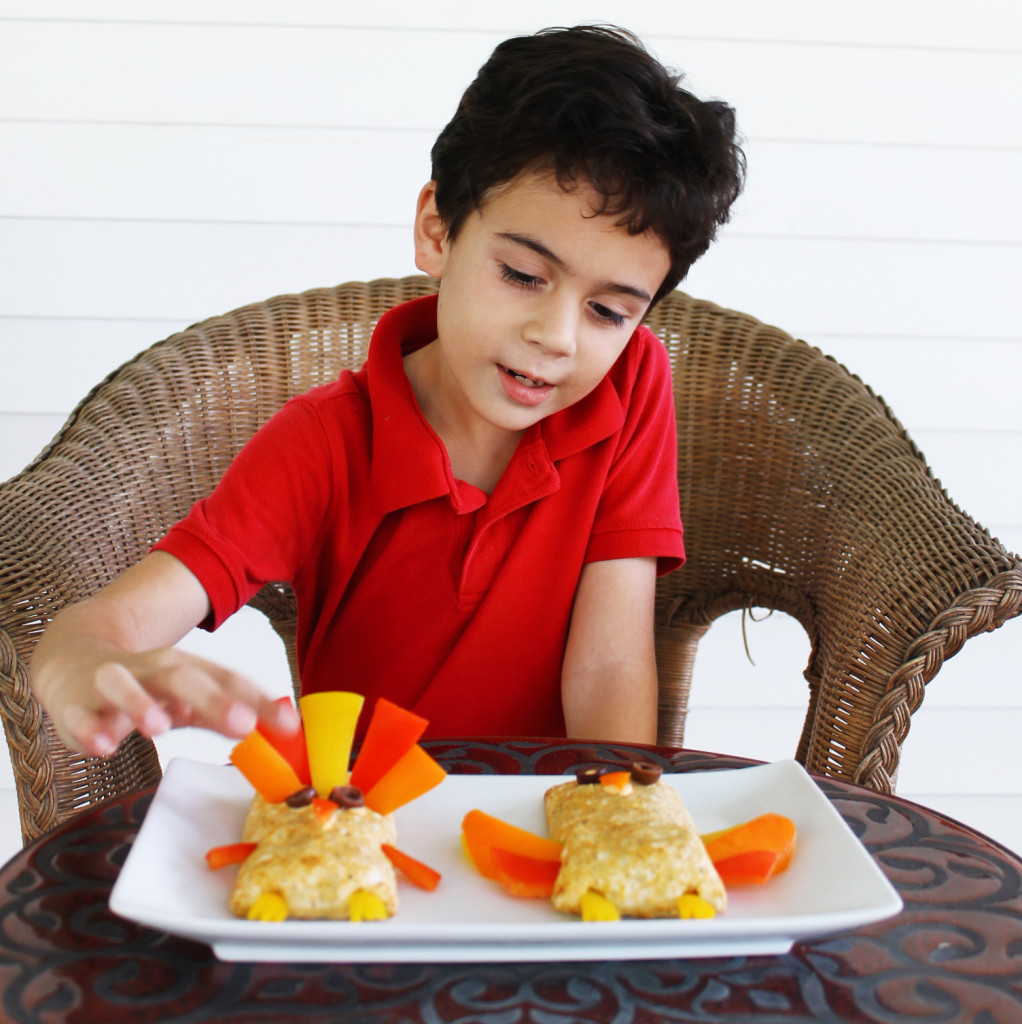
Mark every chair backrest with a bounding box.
[644,292,1021,789]
[1,276,1019,841]
[0,277,437,842]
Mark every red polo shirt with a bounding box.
[155,294,684,737]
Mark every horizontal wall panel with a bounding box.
[0,220,417,322]
[5,1,1021,51]
[0,21,493,133]
[687,608,1022,711]
[738,141,1022,246]
[909,429,1022,530]
[815,337,1022,434]
[6,124,1020,247]
[2,21,1018,149]
[0,123,432,226]
[0,413,66,483]
[682,707,812,766]
[3,219,1018,340]
[1,317,189,414]
[685,706,1022,794]
[685,235,1021,341]
[896,707,1022,794]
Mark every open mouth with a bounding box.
[501,365,551,389]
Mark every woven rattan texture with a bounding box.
[2,277,1019,842]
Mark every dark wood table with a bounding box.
[0,739,1019,1024]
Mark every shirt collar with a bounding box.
[367,293,627,512]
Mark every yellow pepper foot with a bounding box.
[349,889,388,922]
[678,893,716,919]
[580,890,620,922]
[247,891,289,922]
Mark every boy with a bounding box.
[30,25,744,755]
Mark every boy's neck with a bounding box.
[441,430,522,495]
[403,344,524,494]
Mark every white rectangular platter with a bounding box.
[110,757,902,962]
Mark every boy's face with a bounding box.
[412,171,671,444]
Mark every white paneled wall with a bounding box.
[1,1,1019,861]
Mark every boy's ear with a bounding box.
[413,182,448,278]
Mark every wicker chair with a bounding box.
[2,276,1019,843]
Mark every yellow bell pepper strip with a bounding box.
[381,843,442,892]
[489,847,561,898]
[363,744,447,815]
[247,892,288,921]
[702,812,797,882]
[580,891,620,921]
[460,809,563,881]
[205,842,258,870]
[678,893,717,919]
[229,730,305,803]
[349,698,428,795]
[299,691,365,797]
[256,696,311,787]
[349,890,388,922]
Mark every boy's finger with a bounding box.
[60,703,120,757]
[188,662,298,737]
[133,657,265,739]
[93,662,172,737]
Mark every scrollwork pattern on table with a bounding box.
[0,744,1019,1023]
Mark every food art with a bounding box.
[206,692,445,922]
[545,768,727,919]
[462,762,796,922]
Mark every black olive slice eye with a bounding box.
[285,785,317,808]
[629,761,663,785]
[329,785,365,808]
[575,767,607,785]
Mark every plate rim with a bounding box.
[110,756,902,961]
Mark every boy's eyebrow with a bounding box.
[498,232,653,303]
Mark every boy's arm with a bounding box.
[561,556,659,744]
[29,550,296,757]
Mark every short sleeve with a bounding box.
[584,328,684,575]
[153,395,336,628]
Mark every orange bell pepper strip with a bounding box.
[229,730,305,803]
[712,849,787,886]
[490,847,561,898]
[256,696,310,786]
[310,796,339,826]
[381,843,442,892]
[349,698,428,795]
[461,809,563,880]
[703,813,795,865]
[363,744,447,815]
[205,842,258,869]
[599,771,632,790]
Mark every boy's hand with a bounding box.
[42,646,297,757]
[29,550,300,757]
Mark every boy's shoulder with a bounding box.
[270,366,373,452]
[613,322,672,387]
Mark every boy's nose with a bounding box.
[524,300,577,357]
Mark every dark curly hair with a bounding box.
[430,25,746,306]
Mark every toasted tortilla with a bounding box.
[544,778,726,918]
[229,794,398,920]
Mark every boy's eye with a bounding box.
[499,263,542,289]
[590,303,627,328]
